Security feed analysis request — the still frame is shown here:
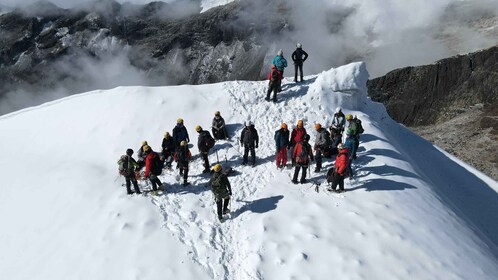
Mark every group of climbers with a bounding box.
[116,42,367,220]
[265,43,309,103]
[271,109,364,192]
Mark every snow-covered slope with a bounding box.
[0,62,497,279]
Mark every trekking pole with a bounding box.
[216,148,220,164]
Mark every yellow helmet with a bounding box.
[180,140,187,146]
[346,114,353,121]
[215,111,220,116]
[213,163,222,172]
[177,118,183,124]
[195,125,202,132]
[141,140,148,146]
[164,132,170,138]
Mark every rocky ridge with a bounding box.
[368,46,498,180]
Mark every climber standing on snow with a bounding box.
[210,163,232,222]
[343,129,357,179]
[291,43,308,82]
[143,145,164,193]
[174,140,192,186]
[173,118,190,147]
[266,64,284,102]
[313,123,331,172]
[240,121,259,166]
[161,132,175,169]
[327,143,349,193]
[345,114,364,159]
[195,125,215,173]
[290,120,307,166]
[272,49,288,75]
[274,122,290,168]
[292,134,314,184]
[118,148,141,195]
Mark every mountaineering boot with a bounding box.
[203,168,210,173]
[300,179,307,184]
[292,179,298,184]
[183,180,190,186]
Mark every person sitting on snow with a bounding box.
[212,111,228,140]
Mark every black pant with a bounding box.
[125,175,141,194]
[292,164,308,183]
[294,63,303,82]
[179,165,189,183]
[315,149,323,171]
[216,197,230,219]
[266,81,280,101]
[148,175,162,191]
[243,146,256,165]
[201,152,210,170]
[212,128,227,140]
[331,172,345,191]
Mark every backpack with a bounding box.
[353,117,364,134]
[118,155,128,175]
[151,153,163,176]
[320,129,331,146]
[271,70,279,82]
[206,133,215,149]
[297,143,309,162]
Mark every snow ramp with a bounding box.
[0,62,497,280]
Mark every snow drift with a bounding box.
[0,62,497,279]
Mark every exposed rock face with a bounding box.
[0,0,285,101]
[368,46,498,180]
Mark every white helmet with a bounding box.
[277,49,283,56]
[245,121,253,126]
[335,107,342,113]
[296,43,302,48]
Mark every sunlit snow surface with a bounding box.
[0,62,497,279]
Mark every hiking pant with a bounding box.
[276,147,288,167]
[212,128,227,140]
[148,175,162,191]
[331,172,345,191]
[292,164,308,183]
[294,62,304,82]
[266,81,280,101]
[162,149,173,168]
[179,166,189,184]
[291,145,296,166]
[201,152,210,171]
[347,157,353,178]
[353,136,360,158]
[243,146,256,165]
[125,175,141,194]
[216,197,230,219]
[315,149,323,171]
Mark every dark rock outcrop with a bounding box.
[368,46,498,180]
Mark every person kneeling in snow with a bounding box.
[210,164,232,222]
[291,134,314,184]
[327,143,349,193]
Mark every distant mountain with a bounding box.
[368,46,498,180]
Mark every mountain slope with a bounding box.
[0,62,497,279]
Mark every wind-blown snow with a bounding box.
[0,62,497,279]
